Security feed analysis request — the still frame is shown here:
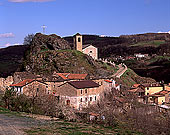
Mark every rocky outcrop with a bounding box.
[29,33,71,55]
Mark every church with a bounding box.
[73,33,98,60]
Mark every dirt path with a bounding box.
[0,114,41,135]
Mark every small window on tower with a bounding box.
[78,37,81,42]
[90,51,92,53]
[90,97,92,101]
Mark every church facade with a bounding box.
[73,33,98,60]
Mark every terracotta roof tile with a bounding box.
[151,90,169,96]
[115,84,119,87]
[128,87,145,93]
[104,80,112,83]
[10,79,34,87]
[56,73,87,80]
[132,84,140,88]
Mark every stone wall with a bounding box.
[0,76,13,91]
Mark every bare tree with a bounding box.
[23,34,34,45]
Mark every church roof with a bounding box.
[74,33,81,36]
[82,44,97,49]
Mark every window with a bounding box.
[85,98,88,102]
[85,89,87,93]
[80,98,82,102]
[81,90,83,94]
[54,85,55,88]
[90,97,92,101]
[78,37,81,42]
[46,86,48,88]
[37,88,39,92]
[89,51,92,53]
[95,96,97,101]
[147,93,149,95]
[147,87,149,90]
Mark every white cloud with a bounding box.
[5,43,11,47]
[158,31,170,34]
[0,33,15,38]
[8,0,55,2]
[13,43,21,45]
[3,43,21,48]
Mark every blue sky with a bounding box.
[0,0,170,48]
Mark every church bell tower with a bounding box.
[73,33,82,52]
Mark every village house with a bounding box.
[73,33,98,59]
[129,83,164,104]
[53,78,121,110]
[10,79,48,97]
[55,80,100,110]
[128,87,145,103]
[45,72,88,94]
[147,90,170,105]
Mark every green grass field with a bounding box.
[130,40,165,47]
[24,120,142,135]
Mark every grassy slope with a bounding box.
[24,120,142,135]
[118,68,155,87]
[130,40,165,47]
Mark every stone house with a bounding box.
[54,80,100,110]
[10,79,48,97]
[45,73,88,94]
[128,87,145,103]
[93,79,121,92]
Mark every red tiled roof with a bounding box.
[151,90,169,97]
[10,79,34,87]
[56,73,87,80]
[128,87,145,93]
[89,112,99,116]
[132,84,140,88]
[68,80,99,89]
[115,84,119,87]
[104,80,112,83]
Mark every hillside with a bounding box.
[64,33,170,58]
[0,32,163,84]
[0,45,29,78]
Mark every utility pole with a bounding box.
[41,25,47,34]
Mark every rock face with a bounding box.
[30,33,71,55]
[24,49,113,78]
